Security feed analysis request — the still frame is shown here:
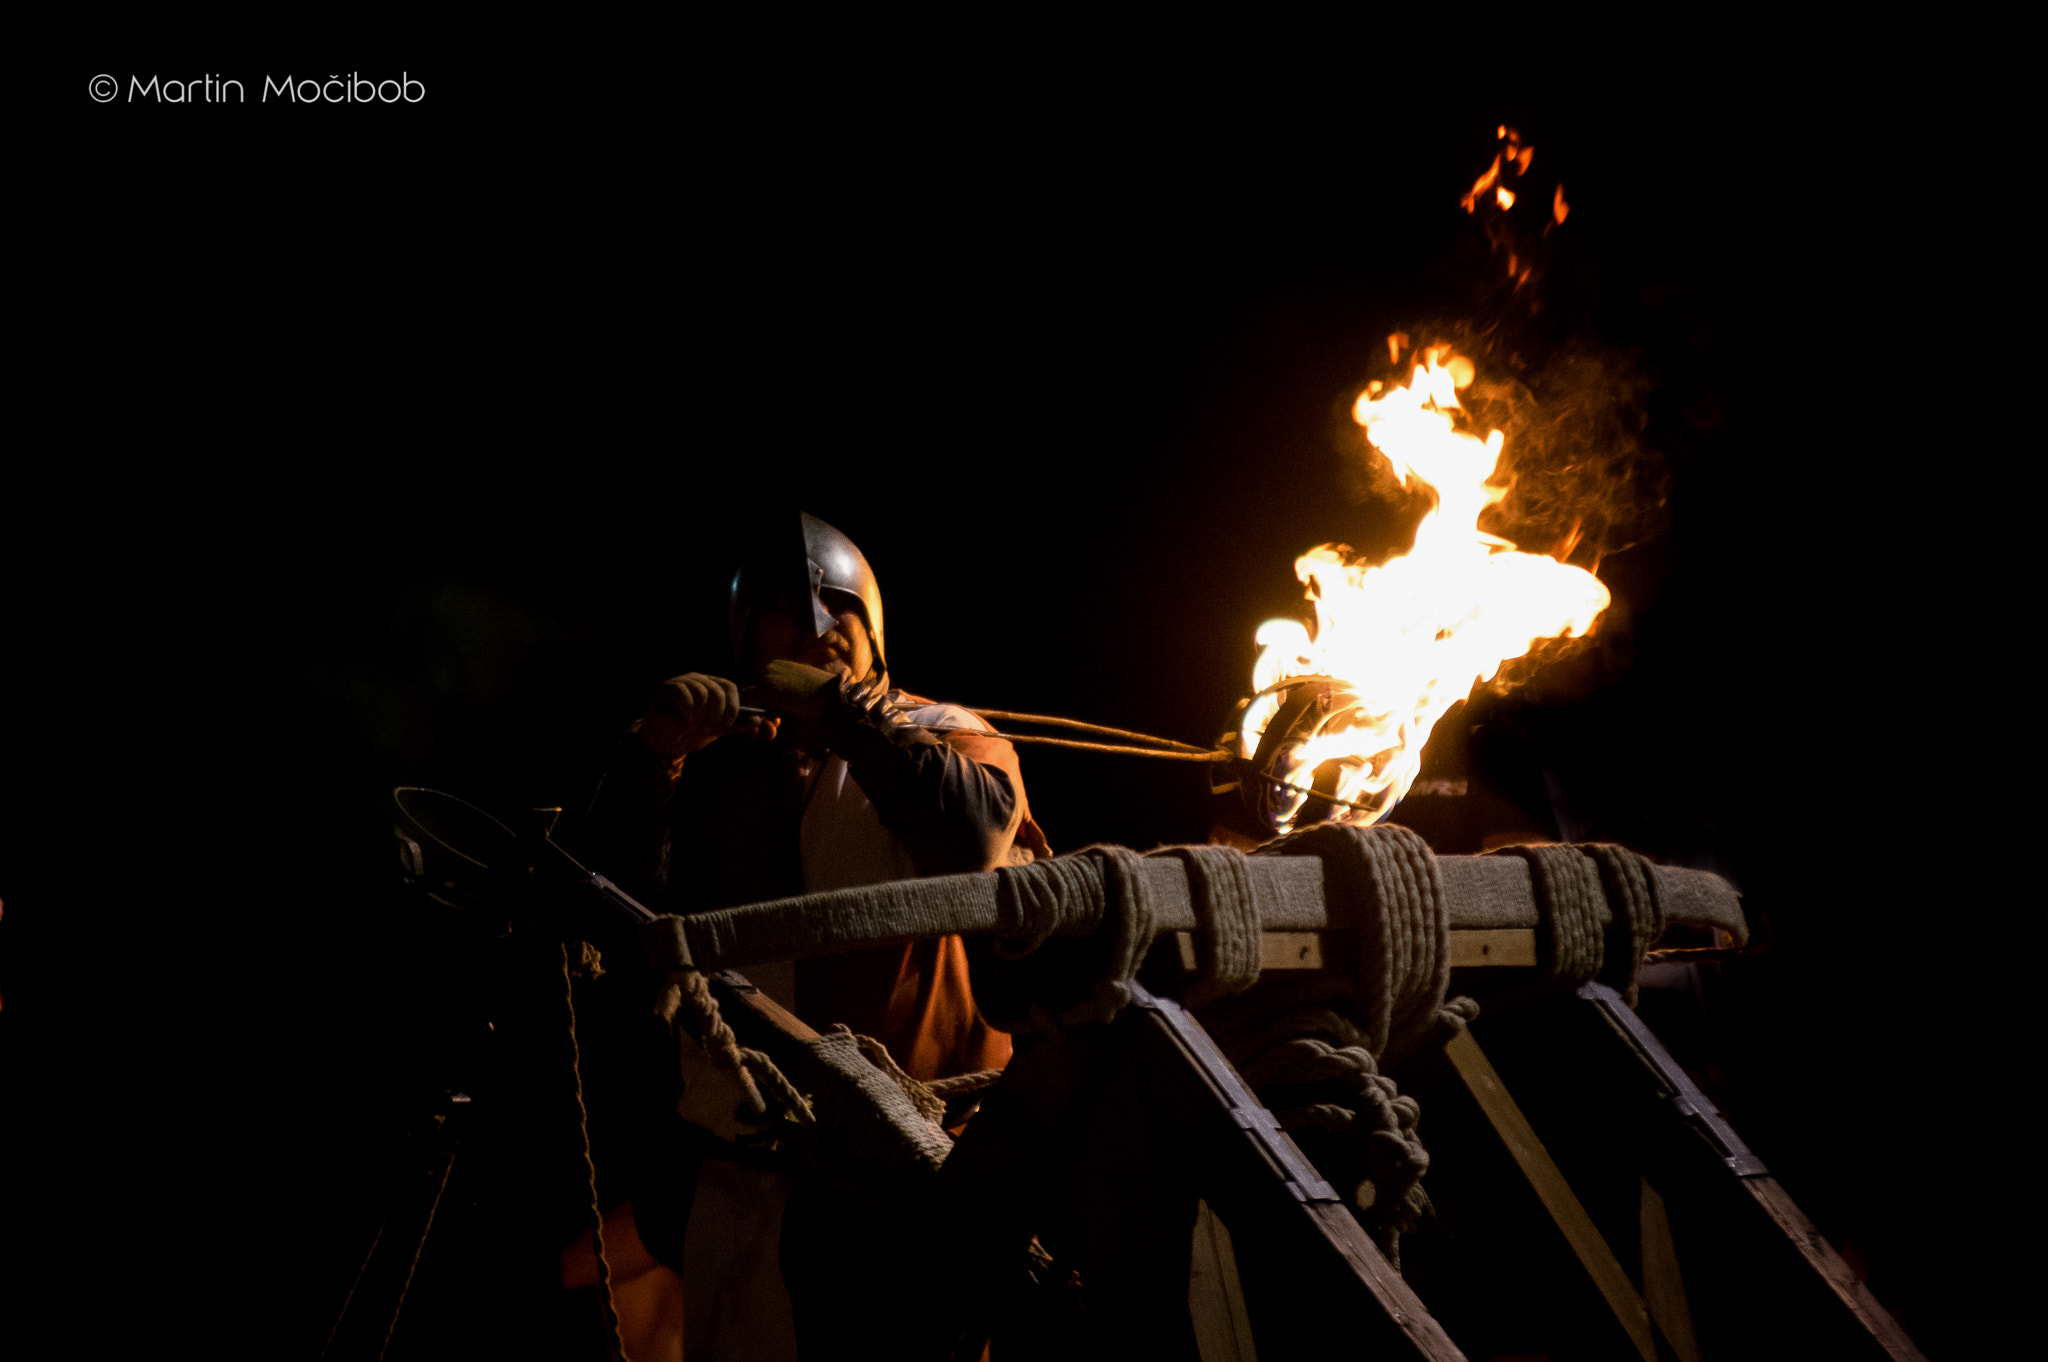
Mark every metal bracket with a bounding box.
[1577,980,1768,1177]
[1129,983,1340,1203]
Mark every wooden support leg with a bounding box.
[1575,982,1927,1362]
[1129,986,1468,1362]
[1639,1178,1701,1362]
[1443,1027,1661,1362]
[1187,1201,1258,1362]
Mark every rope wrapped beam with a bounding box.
[674,841,1744,975]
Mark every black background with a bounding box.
[9,26,2022,1359]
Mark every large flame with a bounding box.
[1239,343,1611,830]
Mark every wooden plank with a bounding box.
[1188,1200,1258,1362]
[1640,1178,1702,1362]
[1173,928,1535,973]
[1444,1028,1658,1362]
[1260,932,1324,970]
[1299,1199,1461,1353]
[1738,1176,1927,1362]
[1175,931,1327,971]
[1446,928,1536,968]
[713,970,820,1040]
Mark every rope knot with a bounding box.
[1232,1009,1435,1261]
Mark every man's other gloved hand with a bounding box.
[632,673,763,759]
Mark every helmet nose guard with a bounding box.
[729,512,888,687]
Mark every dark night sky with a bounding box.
[10,30,2021,1359]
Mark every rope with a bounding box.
[1584,843,1666,1005]
[560,944,629,1362]
[1152,845,1261,1006]
[852,1033,949,1127]
[991,854,1107,958]
[1217,825,1477,1264]
[926,1068,1004,1099]
[788,1027,956,1212]
[660,968,815,1126]
[372,1150,456,1362]
[667,838,1744,977]
[1642,944,1753,965]
[1254,823,1475,1064]
[1065,846,1159,1027]
[977,846,1161,1036]
[960,709,1218,753]
[1228,1006,1433,1266]
[1486,843,1607,993]
[319,1211,389,1360]
[980,733,1233,761]
[902,707,1233,761]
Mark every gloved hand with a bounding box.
[631,673,763,759]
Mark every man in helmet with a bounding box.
[578,511,1048,1079]
[562,514,1048,1357]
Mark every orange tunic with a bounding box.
[790,696,1050,1080]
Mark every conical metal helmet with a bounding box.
[729,512,887,686]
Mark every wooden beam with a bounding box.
[1736,1176,1927,1361]
[1173,927,1537,973]
[714,970,820,1041]
[1446,928,1536,968]
[1640,1178,1702,1362]
[1188,1200,1258,1362]
[1444,1027,1659,1362]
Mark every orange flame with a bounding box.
[1461,158,1501,213]
[1462,125,1564,253]
[1240,343,1611,830]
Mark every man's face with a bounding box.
[751,591,874,682]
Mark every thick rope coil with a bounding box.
[1583,843,1665,1005]
[991,853,1107,958]
[1152,844,1261,1007]
[1253,823,1475,1064]
[1486,843,1607,993]
[978,845,1163,1036]
[1066,845,1159,1026]
[657,968,815,1126]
